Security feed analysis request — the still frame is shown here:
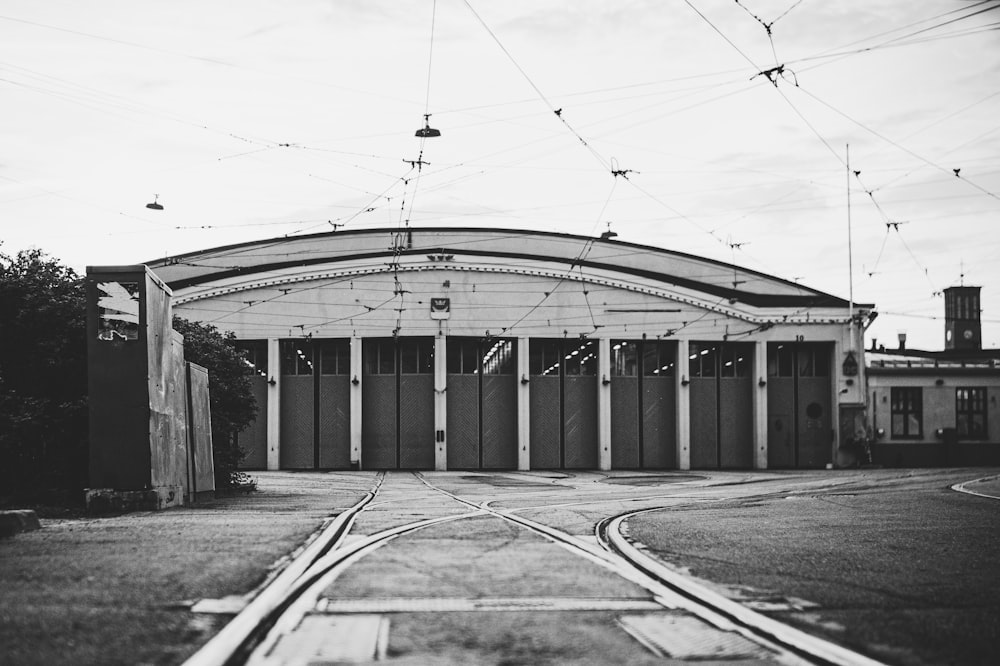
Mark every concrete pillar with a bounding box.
[753,340,768,469]
[598,337,612,471]
[434,333,448,471]
[676,339,691,470]
[350,336,363,469]
[266,338,281,471]
[517,336,531,471]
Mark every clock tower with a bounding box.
[944,285,981,351]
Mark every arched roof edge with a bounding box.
[145,226,870,310]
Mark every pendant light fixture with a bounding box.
[415,113,440,138]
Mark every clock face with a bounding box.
[963,329,974,340]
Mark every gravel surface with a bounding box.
[626,468,1000,666]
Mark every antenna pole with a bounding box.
[847,143,854,323]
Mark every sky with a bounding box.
[2,0,999,351]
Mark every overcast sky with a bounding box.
[3,0,999,350]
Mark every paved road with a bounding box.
[4,469,996,665]
[627,468,1000,666]
[245,470,950,665]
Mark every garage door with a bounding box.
[278,339,351,469]
[610,340,677,469]
[362,338,434,469]
[529,339,598,469]
[689,342,753,469]
[447,338,517,469]
[767,342,832,468]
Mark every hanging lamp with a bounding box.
[146,194,163,210]
[415,114,440,138]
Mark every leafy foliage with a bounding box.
[171,316,258,489]
[0,248,88,499]
[0,247,259,500]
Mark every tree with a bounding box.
[0,248,88,498]
[171,316,258,489]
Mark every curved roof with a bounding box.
[147,227,862,310]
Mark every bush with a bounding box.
[0,248,88,500]
[0,248,259,499]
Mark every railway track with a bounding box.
[183,471,886,666]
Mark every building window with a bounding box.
[482,339,515,375]
[611,341,638,377]
[643,341,675,377]
[530,340,562,376]
[280,340,314,376]
[956,388,987,440]
[365,339,395,375]
[689,343,717,378]
[320,340,350,375]
[235,340,268,378]
[890,387,922,439]
[399,339,433,375]
[447,339,515,375]
[719,345,749,378]
[564,340,598,376]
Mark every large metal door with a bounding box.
[766,342,832,468]
[720,372,753,467]
[642,342,677,468]
[529,339,598,469]
[446,341,479,468]
[689,342,753,469]
[796,345,832,467]
[280,339,315,469]
[447,338,517,469]
[564,371,598,468]
[362,339,398,469]
[689,343,718,468]
[483,372,517,468]
[277,339,352,470]
[234,341,268,469]
[318,340,351,469]
[362,338,434,470]
[398,339,434,469]
[611,358,639,468]
[529,338,561,468]
[610,340,677,469]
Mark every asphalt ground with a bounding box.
[1,468,997,665]
[626,468,1000,666]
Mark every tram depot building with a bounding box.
[137,227,885,473]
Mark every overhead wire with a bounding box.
[785,1,1000,72]
[11,3,996,344]
[460,0,611,174]
[687,0,995,322]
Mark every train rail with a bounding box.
[183,471,886,666]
